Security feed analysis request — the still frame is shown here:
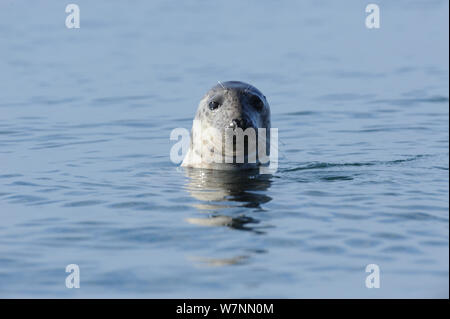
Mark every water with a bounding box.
[0,0,448,298]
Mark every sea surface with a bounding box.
[0,0,448,298]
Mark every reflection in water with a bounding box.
[183,168,272,266]
[183,168,273,233]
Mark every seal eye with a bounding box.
[208,100,220,110]
[250,95,264,111]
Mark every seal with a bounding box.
[181,81,271,170]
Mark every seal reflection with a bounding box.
[183,168,272,266]
[182,168,272,234]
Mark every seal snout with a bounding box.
[228,118,252,130]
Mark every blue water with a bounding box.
[0,0,448,298]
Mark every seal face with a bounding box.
[181,81,271,170]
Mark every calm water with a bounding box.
[0,0,448,298]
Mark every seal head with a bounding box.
[182,81,271,170]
